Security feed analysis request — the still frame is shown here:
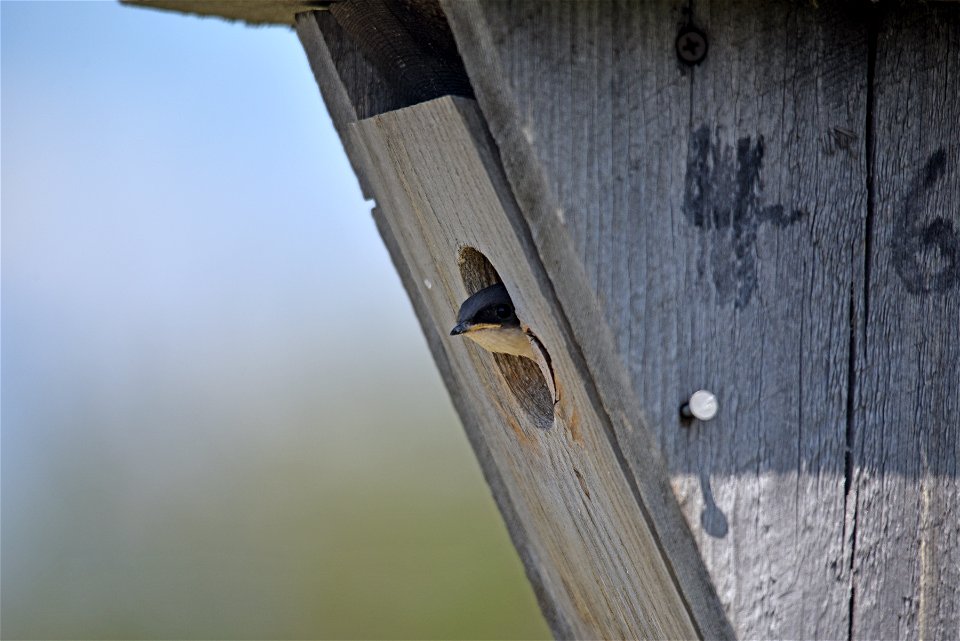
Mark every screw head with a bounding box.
[681,390,719,421]
[676,27,708,65]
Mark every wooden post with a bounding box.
[123,1,959,638]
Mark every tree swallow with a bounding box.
[450,283,536,358]
[451,282,558,403]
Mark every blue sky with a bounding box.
[2,0,405,345]
[1,2,546,638]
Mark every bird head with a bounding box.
[450,282,536,359]
[450,282,519,336]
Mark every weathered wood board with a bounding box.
[441,1,958,639]
[120,0,321,25]
[682,5,869,637]
[351,96,715,639]
[850,5,960,638]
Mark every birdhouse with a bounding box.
[124,1,960,638]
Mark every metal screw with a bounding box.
[676,27,708,65]
[681,390,718,421]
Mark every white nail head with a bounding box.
[683,390,718,421]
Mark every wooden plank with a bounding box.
[369,201,565,635]
[684,5,869,638]
[294,12,573,632]
[327,0,473,105]
[295,10,407,123]
[351,96,703,640]
[441,1,870,638]
[121,0,960,28]
[122,0,327,26]
[438,4,736,638]
[851,3,960,639]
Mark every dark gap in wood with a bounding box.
[844,286,856,502]
[863,4,879,335]
[846,486,861,641]
[328,0,473,116]
[457,247,554,430]
[843,285,859,641]
[846,7,880,640]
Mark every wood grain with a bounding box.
[296,13,573,631]
[120,0,960,27]
[300,1,958,637]
[328,0,472,105]
[441,1,951,639]
[352,96,702,640]
[851,4,960,639]
[122,0,329,26]
[439,4,737,638]
[684,5,868,638]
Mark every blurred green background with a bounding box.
[1,1,550,638]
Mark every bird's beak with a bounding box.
[450,321,471,336]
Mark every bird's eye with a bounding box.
[495,304,512,320]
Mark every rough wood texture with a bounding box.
[121,0,960,27]
[682,5,868,637]
[850,4,960,639]
[328,0,473,105]
[297,11,728,636]
[297,10,406,123]
[352,96,708,639]
[442,1,958,639]
[122,0,328,25]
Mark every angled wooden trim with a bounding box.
[438,3,734,639]
[295,7,732,637]
[121,0,328,26]
[351,95,703,639]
